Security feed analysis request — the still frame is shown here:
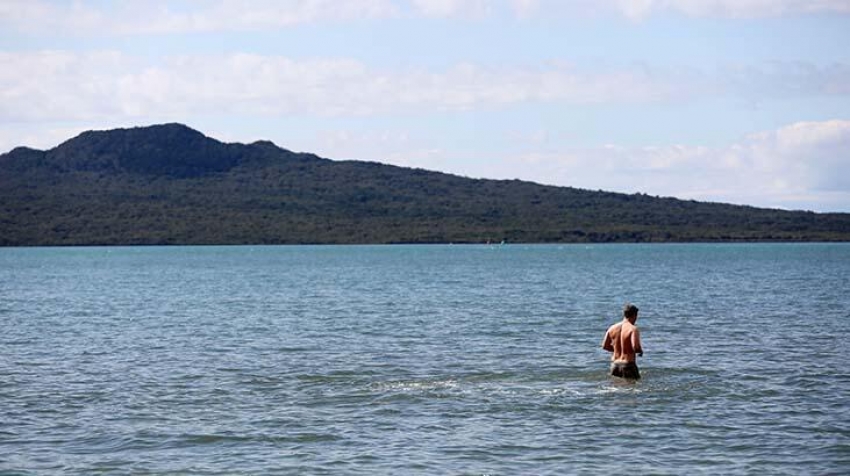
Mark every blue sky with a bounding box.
[2,0,850,211]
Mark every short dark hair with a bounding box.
[623,303,639,318]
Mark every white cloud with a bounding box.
[406,0,850,21]
[0,50,134,121]
[509,0,540,18]
[2,50,846,124]
[773,119,850,149]
[320,129,451,170]
[0,0,401,35]
[535,0,850,21]
[170,0,400,32]
[497,120,850,211]
[409,0,493,18]
[2,0,848,35]
[639,0,850,19]
[0,124,92,154]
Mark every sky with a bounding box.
[1,0,850,212]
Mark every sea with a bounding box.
[1,244,848,475]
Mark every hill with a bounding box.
[1,123,849,246]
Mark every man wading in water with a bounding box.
[602,303,643,379]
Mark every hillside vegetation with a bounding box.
[1,123,849,246]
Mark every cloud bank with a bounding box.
[2,0,849,35]
[0,0,400,34]
[1,51,847,122]
[499,120,850,211]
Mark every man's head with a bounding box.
[623,303,639,321]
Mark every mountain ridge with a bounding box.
[1,123,849,246]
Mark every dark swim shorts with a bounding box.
[610,362,641,380]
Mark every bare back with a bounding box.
[602,319,642,363]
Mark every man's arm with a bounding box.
[602,329,614,352]
[632,327,643,356]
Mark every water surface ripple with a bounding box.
[1,244,849,474]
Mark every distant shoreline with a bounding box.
[4,240,850,249]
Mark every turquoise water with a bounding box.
[1,244,849,474]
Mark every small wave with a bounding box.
[370,374,608,401]
[174,432,342,447]
[276,346,321,353]
[539,386,583,397]
[592,383,647,395]
[296,371,374,384]
[62,434,162,454]
[374,378,459,393]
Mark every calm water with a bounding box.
[1,244,849,475]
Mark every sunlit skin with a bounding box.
[602,311,643,363]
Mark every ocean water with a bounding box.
[1,244,848,475]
